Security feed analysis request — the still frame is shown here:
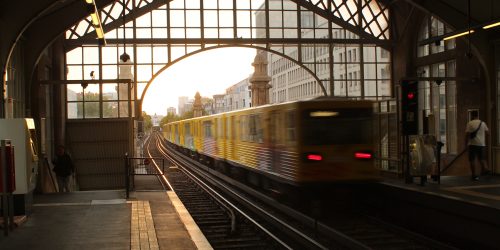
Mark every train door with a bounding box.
[230,116,236,160]
[214,118,219,157]
[184,122,192,150]
[174,124,179,144]
[269,110,283,172]
[218,117,225,159]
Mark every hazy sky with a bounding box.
[142,47,257,116]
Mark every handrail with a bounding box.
[44,157,57,192]
[440,148,467,174]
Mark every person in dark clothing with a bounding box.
[52,145,74,192]
[465,111,490,181]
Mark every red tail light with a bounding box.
[355,152,372,159]
[307,154,323,161]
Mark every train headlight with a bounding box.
[309,111,339,117]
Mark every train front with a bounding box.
[296,100,380,184]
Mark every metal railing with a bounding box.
[124,153,166,198]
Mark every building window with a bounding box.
[417,16,457,154]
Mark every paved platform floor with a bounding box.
[384,174,500,209]
[0,190,211,250]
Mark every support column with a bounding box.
[193,92,203,117]
[249,51,271,107]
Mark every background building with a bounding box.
[177,96,192,116]
[167,107,176,116]
[213,94,225,114]
[223,77,252,112]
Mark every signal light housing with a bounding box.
[401,80,419,135]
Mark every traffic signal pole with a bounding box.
[400,80,419,184]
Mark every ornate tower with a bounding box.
[193,92,203,117]
[249,51,271,107]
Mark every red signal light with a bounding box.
[354,152,372,159]
[407,92,415,100]
[307,154,323,161]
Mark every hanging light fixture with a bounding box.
[84,0,106,45]
[120,0,130,62]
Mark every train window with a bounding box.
[184,123,191,137]
[214,118,218,139]
[249,115,257,141]
[203,121,212,138]
[240,115,248,141]
[231,116,236,141]
[248,114,263,143]
[226,118,231,140]
[174,124,180,144]
[218,118,224,139]
[270,111,283,145]
[302,108,373,145]
[270,112,277,144]
[286,111,296,143]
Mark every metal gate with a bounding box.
[374,99,401,174]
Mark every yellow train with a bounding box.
[163,98,380,187]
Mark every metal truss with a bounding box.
[66,0,390,47]
[293,0,390,39]
[64,0,392,100]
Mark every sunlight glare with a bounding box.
[142,47,257,115]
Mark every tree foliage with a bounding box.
[142,111,152,131]
[160,113,178,127]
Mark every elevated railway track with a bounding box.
[138,132,457,249]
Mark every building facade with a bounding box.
[223,78,252,112]
[167,107,176,116]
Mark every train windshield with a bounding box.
[302,108,373,145]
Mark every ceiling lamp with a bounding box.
[84,0,106,45]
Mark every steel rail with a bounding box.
[153,134,297,249]
[155,135,334,250]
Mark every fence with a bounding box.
[124,153,167,198]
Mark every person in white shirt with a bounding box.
[465,111,490,180]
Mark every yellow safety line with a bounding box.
[130,201,159,250]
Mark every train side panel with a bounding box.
[164,99,380,186]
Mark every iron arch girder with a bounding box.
[65,0,168,52]
[20,0,116,112]
[138,45,328,107]
[289,0,388,41]
[67,0,391,51]
[66,37,391,47]
[1,0,67,84]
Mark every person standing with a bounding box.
[465,111,490,180]
[52,145,74,192]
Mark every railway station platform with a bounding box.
[0,188,212,250]
[1,173,499,249]
[383,174,500,209]
[372,174,500,248]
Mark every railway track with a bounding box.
[144,133,456,249]
[145,134,298,249]
[168,168,284,249]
